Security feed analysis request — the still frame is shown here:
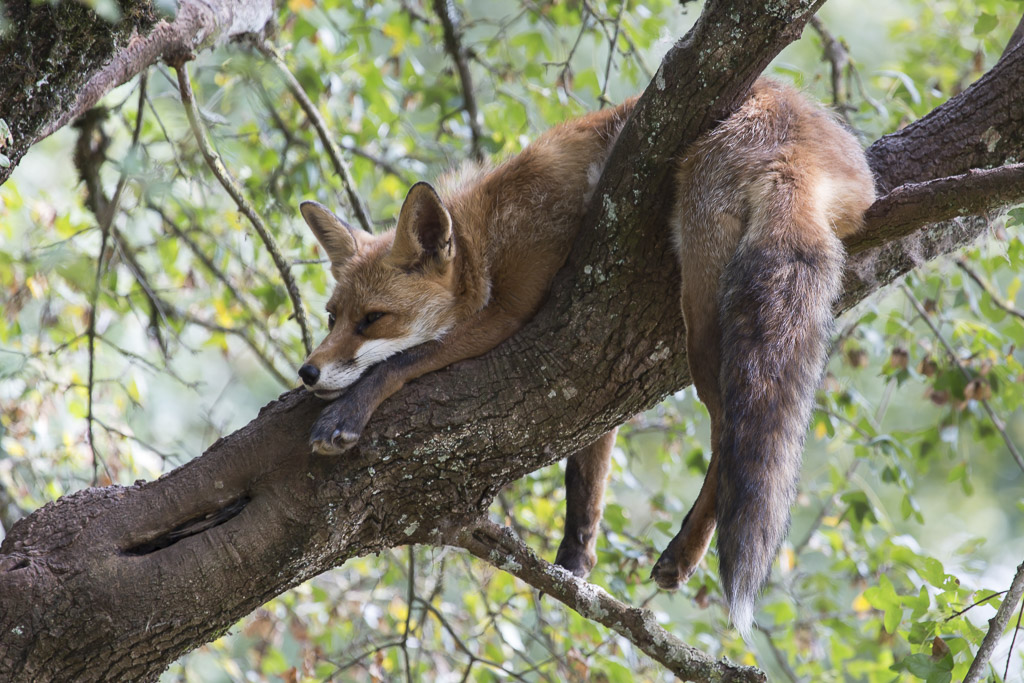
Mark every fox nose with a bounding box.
[298,364,320,386]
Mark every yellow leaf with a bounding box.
[852,592,872,613]
[214,299,233,327]
[779,546,795,572]
[814,421,827,439]
[3,437,26,457]
[288,0,313,11]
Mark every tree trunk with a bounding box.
[1,1,1023,680]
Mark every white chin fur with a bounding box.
[314,389,343,400]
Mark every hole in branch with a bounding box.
[3,558,30,572]
[124,495,251,556]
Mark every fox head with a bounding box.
[297,182,458,399]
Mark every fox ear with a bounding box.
[391,182,453,270]
[300,201,370,266]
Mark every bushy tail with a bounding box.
[715,204,845,638]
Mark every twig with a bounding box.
[597,0,627,107]
[431,0,484,161]
[254,41,375,233]
[754,624,800,683]
[173,60,314,356]
[148,202,296,363]
[964,560,1024,683]
[955,257,1024,321]
[402,546,415,683]
[807,15,851,122]
[901,285,1024,474]
[945,591,1007,622]
[454,517,767,682]
[84,76,147,486]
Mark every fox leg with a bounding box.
[650,307,724,589]
[310,307,525,455]
[555,429,617,577]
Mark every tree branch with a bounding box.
[456,517,767,682]
[432,0,484,161]
[174,60,314,356]
[964,561,1024,683]
[255,40,375,234]
[35,0,274,143]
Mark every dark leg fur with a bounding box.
[555,430,616,577]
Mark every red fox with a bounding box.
[297,79,876,637]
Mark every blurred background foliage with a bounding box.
[1,0,1023,680]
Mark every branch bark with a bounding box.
[1,0,1024,680]
[0,0,274,185]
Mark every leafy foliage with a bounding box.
[0,0,1022,680]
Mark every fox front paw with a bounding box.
[309,427,360,455]
[309,402,367,455]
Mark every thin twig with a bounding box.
[255,41,375,233]
[84,75,147,486]
[173,60,314,355]
[148,202,296,363]
[598,0,627,107]
[901,285,1024,474]
[431,0,484,161]
[945,590,1007,622]
[807,15,852,123]
[402,546,415,683]
[955,257,1024,321]
[964,561,1024,683]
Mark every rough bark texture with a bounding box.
[0,0,158,184]
[1,0,1024,680]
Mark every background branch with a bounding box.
[964,561,1024,683]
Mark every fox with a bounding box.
[296,79,876,637]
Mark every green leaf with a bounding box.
[973,14,999,36]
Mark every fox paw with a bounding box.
[309,428,360,455]
[554,541,595,579]
[309,404,365,455]
[650,550,696,590]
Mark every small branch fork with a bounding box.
[172,59,314,356]
[454,517,767,683]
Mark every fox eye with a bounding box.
[327,312,336,330]
[363,312,384,326]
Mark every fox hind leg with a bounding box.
[555,429,617,577]
[650,305,723,589]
